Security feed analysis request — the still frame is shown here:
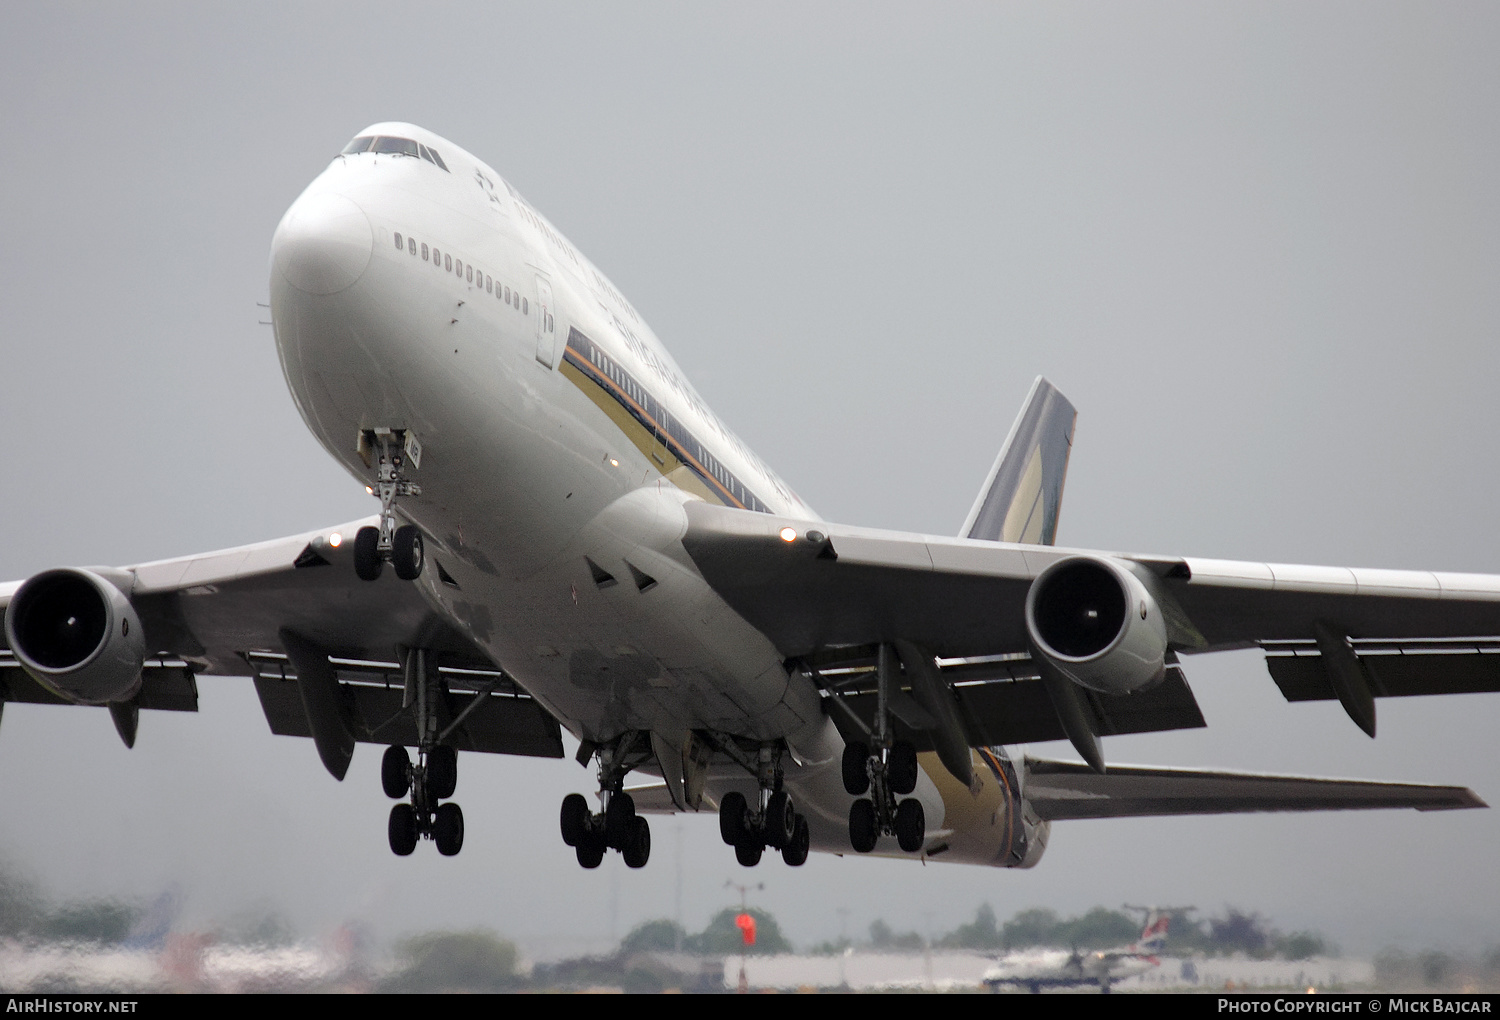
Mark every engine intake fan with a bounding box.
[1025,556,1168,695]
[5,568,145,704]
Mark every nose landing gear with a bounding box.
[353,428,424,582]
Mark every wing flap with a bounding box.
[1265,640,1500,702]
[819,661,1205,747]
[0,652,199,712]
[251,669,562,758]
[1025,758,1485,822]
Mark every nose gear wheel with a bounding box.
[354,428,423,583]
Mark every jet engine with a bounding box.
[4,568,145,704]
[1024,555,1167,695]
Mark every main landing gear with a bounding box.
[353,427,424,582]
[842,737,925,853]
[383,648,464,856]
[842,645,927,854]
[718,745,811,868]
[559,734,653,869]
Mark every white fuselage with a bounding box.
[983,946,1158,990]
[268,122,1037,867]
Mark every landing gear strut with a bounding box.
[354,428,424,582]
[717,744,811,868]
[841,645,927,854]
[560,734,653,869]
[382,648,464,856]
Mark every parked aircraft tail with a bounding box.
[959,376,1077,544]
[1134,912,1170,955]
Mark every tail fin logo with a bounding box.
[1136,913,1170,954]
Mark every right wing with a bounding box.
[1023,757,1485,821]
[0,518,562,767]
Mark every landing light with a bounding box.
[365,485,374,495]
[609,458,619,467]
[328,532,343,548]
[779,527,798,543]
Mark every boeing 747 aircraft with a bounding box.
[2,124,1494,870]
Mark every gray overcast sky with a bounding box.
[4,2,1500,955]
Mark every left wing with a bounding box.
[1023,758,1485,821]
[679,501,1500,745]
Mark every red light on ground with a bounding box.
[735,912,757,946]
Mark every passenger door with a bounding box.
[534,275,555,368]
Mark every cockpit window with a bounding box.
[341,135,449,171]
[372,136,419,157]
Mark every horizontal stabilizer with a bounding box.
[1024,758,1485,822]
[960,376,1077,544]
[623,780,692,815]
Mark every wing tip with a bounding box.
[1416,788,1487,811]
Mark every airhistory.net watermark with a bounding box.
[4,1001,138,1013]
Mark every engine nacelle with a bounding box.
[4,568,145,704]
[1024,555,1168,695]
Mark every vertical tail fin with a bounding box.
[959,376,1077,544]
[1135,912,1170,954]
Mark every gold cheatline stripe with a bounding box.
[560,344,753,510]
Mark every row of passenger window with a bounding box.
[395,231,528,315]
[342,135,449,171]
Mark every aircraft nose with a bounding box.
[272,192,373,295]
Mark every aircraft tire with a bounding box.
[392,524,424,580]
[848,798,877,853]
[354,526,383,581]
[895,798,925,853]
[841,741,869,796]
[381,745,411,798]
[764,790,795,849]
[783,815,810,866]
[388,803,419,856]
[734,838,763,867]
[434,802,464,856]
[623,816,651,869]
[560,793,589,847]
[427,745,458,800]
[889,741,919,795]
[576,838,605,869]
[719,791,749,846]
[605,791,636,850]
